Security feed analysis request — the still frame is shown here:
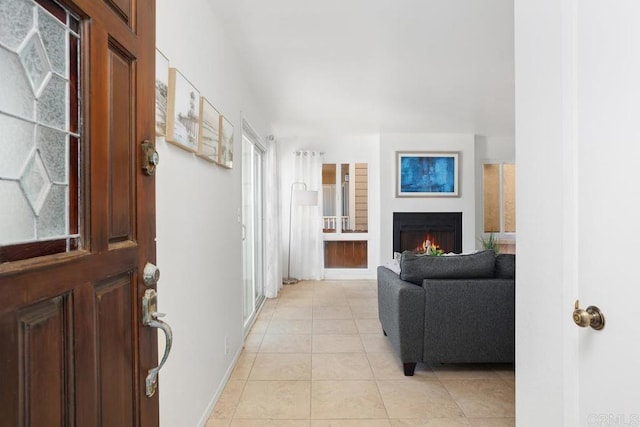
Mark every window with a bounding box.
[483,163,516,252]
[322,163,368,268]
[0,0,81,263]
[322,163,368,233]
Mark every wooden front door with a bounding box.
[0,0,159,425]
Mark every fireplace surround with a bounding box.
[393,212,462,254]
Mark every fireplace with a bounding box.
[393,212,462,254]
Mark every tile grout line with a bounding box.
[227,376,248,423]
[368,349,392,421]
[438,374,472,421]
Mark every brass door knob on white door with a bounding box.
[573,300,605,330]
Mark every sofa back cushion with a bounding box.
[400,250,496,285]
[495,253,516,279]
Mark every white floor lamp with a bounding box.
[283,182,318,285]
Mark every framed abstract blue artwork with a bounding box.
[396,152,459,197]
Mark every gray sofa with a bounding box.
[377,250,515,376]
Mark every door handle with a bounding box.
[142,289,173,397]
[573,300,605,330]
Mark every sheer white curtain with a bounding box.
[263,137,282,297]
[290,151,324,280]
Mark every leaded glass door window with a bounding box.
[0,0,80,261]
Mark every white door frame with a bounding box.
[241,119,266,333]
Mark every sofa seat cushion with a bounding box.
[400,250,496,285]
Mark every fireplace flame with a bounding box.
[415,236,440,253]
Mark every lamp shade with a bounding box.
[293,190,318,206]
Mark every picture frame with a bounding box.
[218,116,234,169]
[166,68,200,152]
[154,49,169,136]
[396,151,459,197]
[197,97,220,163]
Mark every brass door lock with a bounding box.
[573,300,605,330]
[142,140,159,176]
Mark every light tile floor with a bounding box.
[207,280,515,427]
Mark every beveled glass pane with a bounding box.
[0,180,36,244]
[0,0,78,258]
[483,164,500,233]
[344,163,368,233]
[37,184,67,238]
[20,151,52,215]
[503,163,516,233]
[37,125,67,183]
[20,33,51,95]
[341,163,350,230]
[38,8,67,76]
[322,163,337,233]
[35,0,66,24]
[68,14,79,34]
[0,47,36,119]
[37,74,67,130]
[0,113,35,178]
[0,0,34,51]
[69,35,78,133]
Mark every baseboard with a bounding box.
[196,345,243,427]
[322,269,376,280]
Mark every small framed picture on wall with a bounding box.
[197,97,220,163]
[155,49,169,136]
[218,116,234,169]
[166,68,200,152]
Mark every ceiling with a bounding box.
[211,0,514,137]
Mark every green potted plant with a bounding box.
[479,233,500,253]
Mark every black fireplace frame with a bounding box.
[393,212,463,254]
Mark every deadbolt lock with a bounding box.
[573,300,605,330]
[143,262,160,287]
[142,140,159,176]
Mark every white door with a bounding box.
[515,0,640,425]
[574,1,640,422]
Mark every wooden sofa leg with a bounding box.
[403,362,417,376]
[383,329,387,336]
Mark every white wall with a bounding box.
[277,134,381,279]
[156,1,272,425]
[379,134,477,261]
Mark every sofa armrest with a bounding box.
[422,278,515,363]
[377,266,425,362]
